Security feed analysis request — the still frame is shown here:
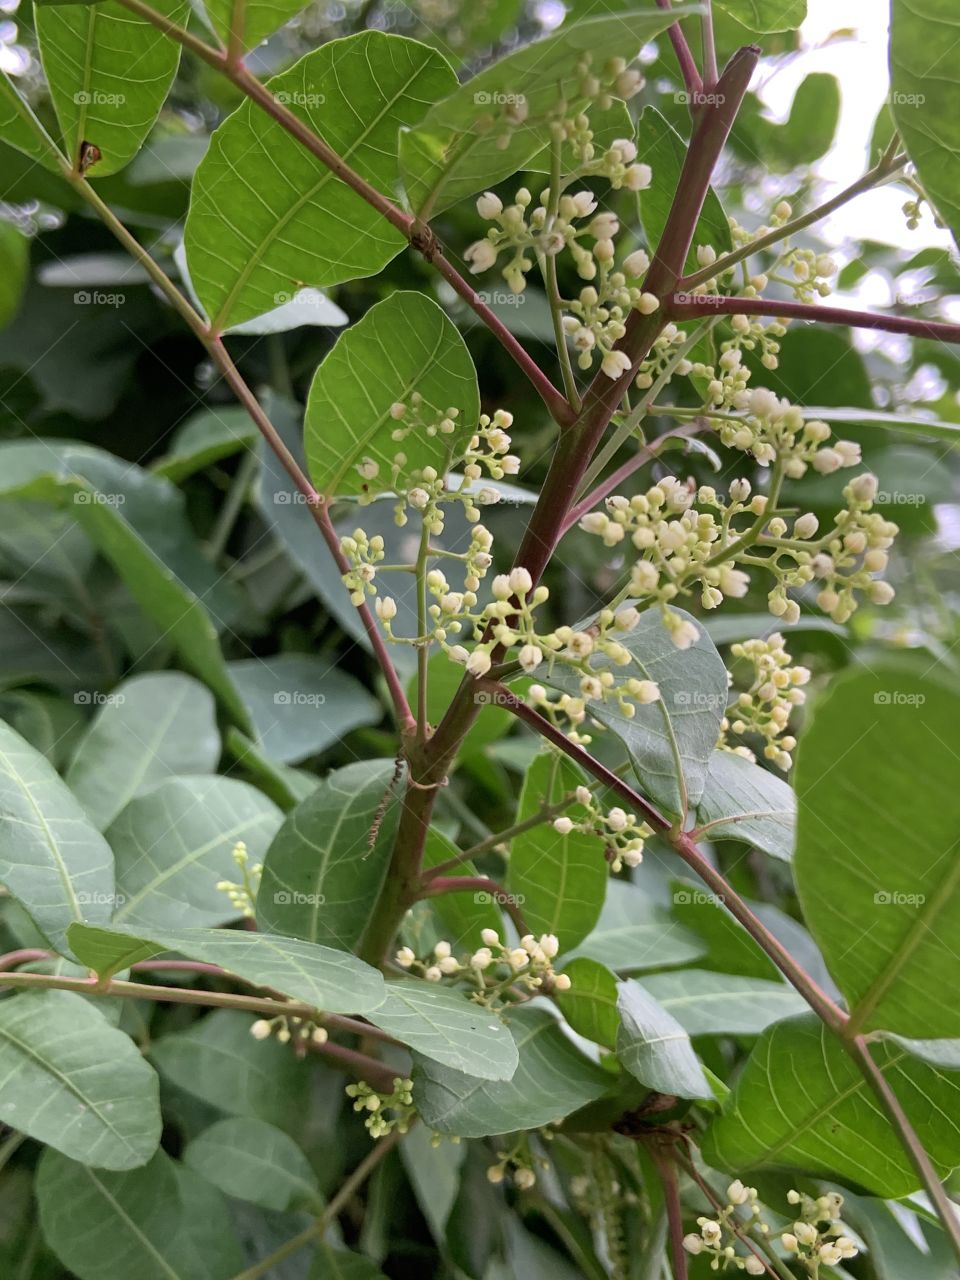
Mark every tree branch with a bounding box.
[669,293,960,345]
[655,0,704,105]
[421,874,529,935]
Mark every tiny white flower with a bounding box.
[476,191,503,219]
[375,596,398,621]
[509,566,533,595]
[250,1019,272,1040]
[464,238,498,273]
[395,946,416,968]
[553,816,574,835]
[466,649,492,676]
[481,927,500,947]
[552,972,571,991]
[519,644,543,672]
[602,349,632,380]
[636,292,660,315]
[623,249,650,277]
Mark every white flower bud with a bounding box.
[552,972,572,991]
[623,249,650,277]
[636,292,660,315]
[602,349,632,379]
[481,928,500,946]
[375,596,398,621]
[466,649,492,676]
[553,816,574,835]
[519,644,543,672]
[794,512,819,539]
[476,191,503,219]
[464,238,498,273]
[509,566,533,595]
[250,1019,272,1040]
[396,946,416,967]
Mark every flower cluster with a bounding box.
[723,632,810,772]
[552,782,652,871]
[396,928,571,1004]
[486,1135,546,1190]
[250,1013,328,1050]
[808,474,898,623]
[215,841,261,919]
[346,1077,415,1139]
[340,528,386,606]
[781,1189,859,1273]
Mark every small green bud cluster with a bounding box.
[723,632,810,772]
[345,1077,415,1139]
[396,928,571,1002]
[214,841,261,919]
[486,1135,545,1190]
[340,528,385,606]
[552,782,651,871]
[250,1014,329,1049]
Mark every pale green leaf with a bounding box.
[891,0,960,244]
[0,990,160,1169]
[398,1121,465,1243]
[691,749,795,861]
[311,1246,386,1280]
[537,607,728,820]
[304,291,479,499]
[507,753,606,948]
[110,776,282,930]
[36,0,187,177]
[414,1006,612,1137]
[0,68,66,172]
[367,977,518,1080]
[68,922,386,1014]
[0,220,28,329]
[184,33,456,332]
[227,655,381,764]
[702,1014,960,1197]
[802,405,960,446]
[37,1148,244,1280]
[616,979,710,1100]
[183,1117,318,1211]
[65,673,221,830]
[400,9,695,215]
[555,956,619,1048]
[152,408,257,483]
[420,827,504,949]
[714,0,806,32]
[639,969,806,1036]
[565,880,705,972]
[795,667,960,1038]
[0,718,115,957]
[201,0,311,54]
[256,760,401,950]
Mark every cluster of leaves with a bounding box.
[0,0,960,1278]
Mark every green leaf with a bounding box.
[227,655,381,765]
[400,9,693,215]
[37,1148,245,1280]
[636,108,731,277]
[566,880,705,972]
[200,0,311,54]
[670,877,780,981]
[702,1014,960,1197]
[0,69,66,172]
[795,667,960,1038]
[691,749,795,861]
[421,827,505,949]
[36,0,187,178]
[68,922,386,1014]
[616,979,710,1100]
[304,291,479,499]
[771,74,841,169]
[537,607,728,821]
[891,0,960,244]
[0,990,160,1169]
[507,753,606,948]
[311,1245,387,1280]
[152,408,257,483]
[398,1121,466,1243]
[801,404,960,446]
[0,442,251,729]
[150,1009,309,1130]
[366,977,518,1080]
[65,673,221,830]
[184,34,456,332]
[639,970,806,1036]
[0,220,28,330]
[109,776,282,930]
[414,1006,612,1137]
[0,718,115,957]
[714,0,805,32]
[256,760,401,950]
[555,956,620,1048]
[183,1117,318,1211]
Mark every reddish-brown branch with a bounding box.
[669,293,960,345]
[655,0,704,104]
[649,1142,690,1280]
[421,874,529,935]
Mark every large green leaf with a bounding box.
[538,607,727,821]
[150,1009,309,1130]
[0,220,28,330]
[0,69,65,172]
[0,990,160,1170]
[304,291,479,499]
[65,672,221,830]
[555,956,619,1048]
[201,0,311,53]
[565,880,705,972]
[714,0,806,31]
[68,922,385,1014]
[257,760,400,950]
[616,979,710,1100]
[400,9,693,215]
[507,753,606,949]
[795,667,960,1039]
[421,827,505,948]
[37,1148,244,1280]
[636,108,731,277]
[640,970,806,1036]
[110,777,282,930]
[800,405,960,446]
[891,0,960,245]
[702,1014,960,1197]
[0,718,115,956]
[184,33,456,332]
[183,1117,318,1212]
[152,407,257,483]
[36,0,186,178]
[0,442,250,728]
[691,749,795,861]
[366,978,518,1079]
[227,655,381,765]
[414,1006,612,1137]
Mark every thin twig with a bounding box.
[655,0,704,106]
